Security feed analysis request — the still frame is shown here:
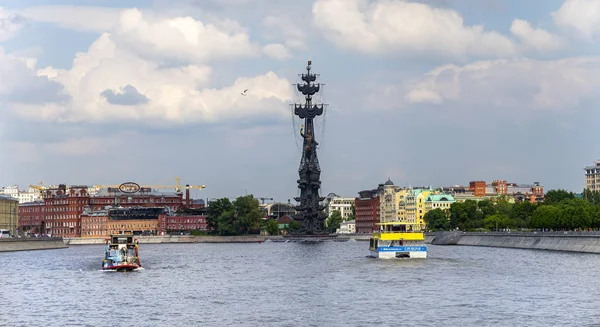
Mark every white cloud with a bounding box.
[0,48,68,105]
[261,16,307,50]
[4,32,291,124]
[553,0,600,41]
[18,5,121,33]
[510,19,566,52]
[312,0,516,57]
[0,8,295,125]
[0,7,26,42]
[112,8,259,64]
[404,57,600,111]
[404,88,443,104]
[262,43,291,60]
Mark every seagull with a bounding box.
[241,89,248,96]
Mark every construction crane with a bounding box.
[259,197,274,205]
[29,181,45,199]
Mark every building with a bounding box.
[44,184,90,237]
[337,220,355,234]
[0,195,18,235]
[324,193,355,220]
[159,214,207,235]
[264,202,296,220]
[354,189,380,233]
[585,160,600,191]
[0,185,42,204]
[469,181,486,197]
[379,179,398,223]
[424,194,456,212]
[80,209,109,237]
[22,182,185,237]
[18,201,45,235]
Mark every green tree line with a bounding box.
[205,195,301,236]
[424,189,600,232]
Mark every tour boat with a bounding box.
[102,234,142,271]
[369,222,427,259]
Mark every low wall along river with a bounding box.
[428,231,600,254]
[0,237,68,252]
[7,232,600,254]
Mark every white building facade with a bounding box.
[0,185,41,204]
[585,160,600,192]
[337,220,356,234]
[326,196,355,220]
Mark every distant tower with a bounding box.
[292,60,327,234]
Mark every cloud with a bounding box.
[312,0,516,58]
[262,44,291,60]
[404,57,600,111]
[18,5,121,33]
[101,85,149,106]
[553,0,600,41]
[112,8,259,64]
[0,7,27,42]
[0,49,68,105]
[510,19,566,52]
[0,8,295,125]
[261,16,307,50]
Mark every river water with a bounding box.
[1,241,600,327]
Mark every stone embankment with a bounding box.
[63,233,372,245]
[0,237,68,252]
[427,231,600,254]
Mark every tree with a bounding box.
[510,201,536,228]
[233,195,263,234]
[543,189,575,205]
[217,210,237,235]
[207,198,234,234]
[326,210,343,232]
[287,220,301,232]
[424,208,449,231]
[263,218,280,236]
[483,214,513,231]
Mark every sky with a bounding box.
[0,0,599,202]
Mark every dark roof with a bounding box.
[384,178,394,186]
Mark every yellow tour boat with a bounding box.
[369,222,427,259]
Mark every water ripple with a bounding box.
[0,243,598,326]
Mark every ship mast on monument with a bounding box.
[292,60,328,235]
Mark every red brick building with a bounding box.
[158,214,207,234]
[18,201,45,235]
[469,181,486,197]
[355,189,380,234]
[19,183,186,237]
[492,180,508,195]
[44,185,90,237]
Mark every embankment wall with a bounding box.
[0,238,68,252]
[64,233,372,245]
[429,231,600,254]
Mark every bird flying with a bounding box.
[241,89,248,96]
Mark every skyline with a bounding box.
[0,0,599,201]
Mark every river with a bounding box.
[1,241,599,326]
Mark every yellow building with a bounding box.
[396,189,409,222]
[0,195,19,235]
[379,179,397,223]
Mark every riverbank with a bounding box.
[63,233,372,245]
[428,231,600,254]
[0,237,68,252]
